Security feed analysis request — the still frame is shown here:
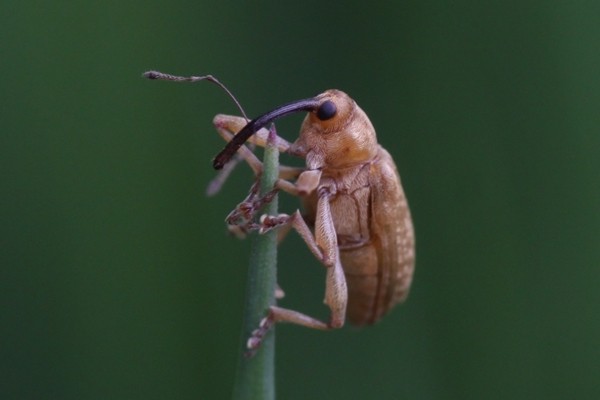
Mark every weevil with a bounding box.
[144,71,415,351]
[212,89,415,350]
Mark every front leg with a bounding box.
[212,115,298,176]
[225,180,277,237]
[208,115,305,195]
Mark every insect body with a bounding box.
[212,89,415,344]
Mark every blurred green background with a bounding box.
[2,1,599,399]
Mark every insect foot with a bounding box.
[244,310,275,358]
[225,201,258,238]
[258,214,290,234]
[225,181,281,237]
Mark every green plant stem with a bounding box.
[231,133,279,400]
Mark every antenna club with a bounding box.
[143,71,161,80]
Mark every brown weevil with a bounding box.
[213,90,415,350]
[144,71,415,352]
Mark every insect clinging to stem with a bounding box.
[144,70,415,352]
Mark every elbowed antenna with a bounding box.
[212,97,321,169]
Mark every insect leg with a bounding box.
[213,114,294,154]
[213,115,303,178]
[212,116,263,176]
[224,179,281,237]
[208,115,303,195]
[314,189,348,328]
[263,189,348,323]
[275,169,322,196]
[246,259,347,354]
[247,189,348,353]
[260,210,325,264]
[245,306,328,356]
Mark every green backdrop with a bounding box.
[2,2,599,399]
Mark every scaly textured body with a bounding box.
[302,146,414,325]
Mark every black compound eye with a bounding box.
[316,100,337,121]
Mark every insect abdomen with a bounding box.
[341,243,390,325]
[343,147,415,326]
